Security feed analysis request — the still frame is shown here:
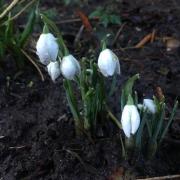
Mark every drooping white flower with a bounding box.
[143,99,156,114]
[47,61,61,82]
[36,33,59,65]
[60,54,80,80]
[98,48,120,77]
[121,105,140,138]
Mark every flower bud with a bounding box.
[143,99,156,114]
[36,33,59,65]
[60,54,80,80]
[47,61,61,82]
[121,105,140,138]
[98,48,120,77]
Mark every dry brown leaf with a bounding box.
[77,10,93,32]
[135,30,156,48]
[165,38,180,51]
[135,33,152,48]
[155,86,164,101]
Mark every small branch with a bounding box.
[9,145,26,149]
[56,17,99,25]
[136,174,180,180]
[8,0,37,21]
[0,136,5,139]
[21,49,45,81]
[112,23,126,46]
[0,0,21,19]
[74,25,84,46]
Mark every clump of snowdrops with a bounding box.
[35,14,178,159]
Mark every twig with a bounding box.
[65,149,98,175]
[9,145,26,149]
[0,136,5,139]
[56,17,99,25]
[8,0,37,21]
[136,174,180,180]
[74,25,84,46]
[21,49,45,81]
[0,0,21,19]
[112,23,126,46]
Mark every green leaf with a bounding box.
[19,7,36,47]
[152,103,166,141]
[159,100,178,143]
[121,74,140,109]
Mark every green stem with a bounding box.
[107,107,122,129]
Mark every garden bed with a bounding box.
[0,0,180,179]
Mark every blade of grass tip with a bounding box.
[5,13,13,42]
[159,100,178,144]
[152,103,166,141]
[108,74,117,97]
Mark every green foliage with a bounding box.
[63,58,107,136]
[89,7,121,27]
[43,8,58,20]
[120,75,178,159]
[121,74,139,110]
[0,0,38,68]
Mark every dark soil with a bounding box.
[0,0,180,179]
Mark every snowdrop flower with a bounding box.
[36,33,59,65]
[60,54,80,80]
[143,99,156,114]
[121,105,140,138]
[47,61,61,82]
[98,48,120,77]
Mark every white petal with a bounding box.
[60,54,80,80]
[36,33,59,65]
[98,49,119,77]
[130,105,140,134]
[47,61,61,82]
[137,104,143,110]
[143,99,156,114]
[115,57,121,75]
[121,105,131,138]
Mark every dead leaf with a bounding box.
[155,86,164,101]
[135,30,156,48]
[165,38,180,51]
[77,10,93,32]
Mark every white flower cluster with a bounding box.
[121,98,156,138]
[36,33,80,82]
[36,31,156,139]
[36,32,121,82]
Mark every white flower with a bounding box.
[98,48,120,77]
[137,104,143,110]
[60,54,80,80]
[121,105,140,138]
[36,33,59,65]
[47,61,61,82]
[143,99,156,114]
